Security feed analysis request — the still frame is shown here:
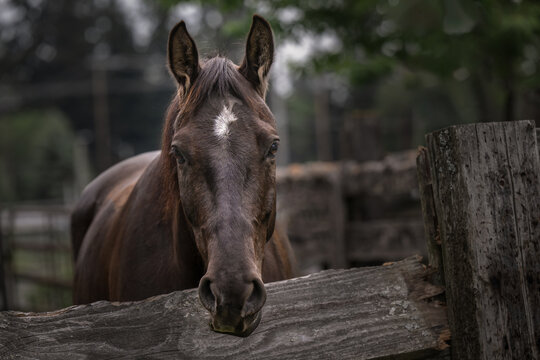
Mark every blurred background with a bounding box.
[1,0,539,312]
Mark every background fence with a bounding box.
[0,204,72,311]
[277,149,426,274]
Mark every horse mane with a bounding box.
[158,57,272,217]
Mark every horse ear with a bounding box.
[239,15,274,98]
[168,21,200,96]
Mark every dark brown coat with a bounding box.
[72,15,295,337]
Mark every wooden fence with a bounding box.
[277,150,425,273]
[1,120,537,359]
[0,256,450,359]
[0,204,72,311]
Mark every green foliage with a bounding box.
[158,0,540,155]
[0,110,75,202]
[159,0,540,108]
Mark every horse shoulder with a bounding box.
[72,151,159,303]
[71,151,159,258]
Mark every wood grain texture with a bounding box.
[0,257,449,360]
[416,147,444,286]
[427,121,540,360]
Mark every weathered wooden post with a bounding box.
[416,147,445,287]
[422,120,539,359]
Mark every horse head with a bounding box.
[166,15,277,336]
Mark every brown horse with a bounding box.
[71,15,295,337]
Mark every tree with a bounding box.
[159,0,540,124]
[0,110,74,202]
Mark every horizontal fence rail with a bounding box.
[0,257,449,360]
[0,205,73,311]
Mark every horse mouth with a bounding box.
[209,311,262,337]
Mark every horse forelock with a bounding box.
[176,57,273,127]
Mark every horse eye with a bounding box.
[170,145,186,165]
[267,141,279,159]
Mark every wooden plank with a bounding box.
[426,120,540,359]
[0,257,449,359]
[345,219,426,263]
[328,169,346,268]
[277,162,346,271]
[0,205,71,214]
[13,272,72,289]
[341,150,418,197]
[13,241,71,253]
[416,147,444,286]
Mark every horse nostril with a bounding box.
[242,278,267,317]
[198,276,216,314]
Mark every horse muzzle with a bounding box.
[209,309,262,337]
[198,274,266,337]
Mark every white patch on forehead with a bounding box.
[214,101,238,139]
